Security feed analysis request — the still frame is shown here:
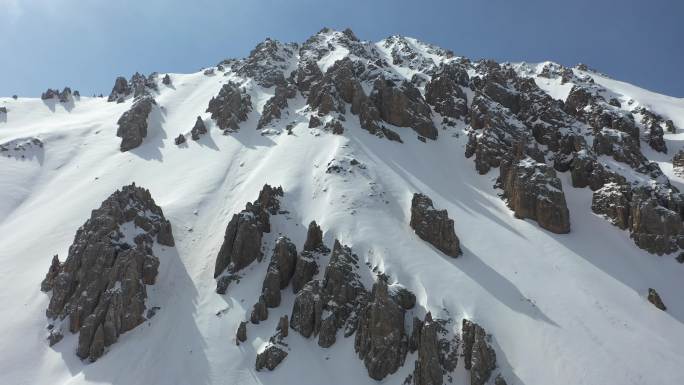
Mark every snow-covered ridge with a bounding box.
[1,27,684,385]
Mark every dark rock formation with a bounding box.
[40,255,61,292]
[236,321,247,345]
[354,280,408,380]
[370,77,437,139]
[499,157,571,234]
[257,84,296,129]
[277,316,289,338]
[673,150,684,176]
[629,187,684,255]
[462,320,497,385]
[425,62,469,120]
[261,237,298,308]
[593,128,647,169]
[647,288,666,311]
[116,95,156,152]
[214,185,283,278]
[107,73,156,102]
[174,134,186,145]
[412,313,442,385]
[318,315,337,348]
[250,295,268,324]
[0,107,6,114]
[303,220,328,252]
[308,115,322,128]
[591,183,631,229]
[41,88,60,100]
[390,285,416,310]
[190,116,207,140]
[255,344,288,371]
[290,240,367,342]
[206,82,252,131]
[162,74,172,86]
[42,184,173,361]
[292,251,320,294]
[410,193,461,256]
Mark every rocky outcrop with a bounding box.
[647,288,667,311]
[107,73,156,102]
[261,237,298,308]
[206,82,252,131]
[499,157,571,234]
[116,95,156,152]
[673,150,684,176]
[236,321,247,345]
[174,134,186,145]
[412,313,442,385]
[629,187,684,255]
[190,116,207,140]
[40,255,61,292]
[162,74,172,86]
[108,77,130,102]
[593,128,647,169]
[42,183,174,361]
[591,183,631,229]
[214,184,283,278]
[354,280,408,380]
[257,83,296,129]
[370,77,437,139]
[250,296,268,324]
[410,193,461,257]
[462,320,497,385]
[425,62,469,122]
[290,240,367,344]
[255,344,288,371]
[292,221,327,294]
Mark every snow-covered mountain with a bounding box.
[1,27,684,385]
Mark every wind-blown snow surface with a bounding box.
[1,44,684,385]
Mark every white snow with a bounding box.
[1,40,684,385]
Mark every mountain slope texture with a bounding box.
[1,28,683,385]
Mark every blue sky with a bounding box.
[1,0,682,97]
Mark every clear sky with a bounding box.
[1,0,682,97]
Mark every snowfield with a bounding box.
[1,31,684,385]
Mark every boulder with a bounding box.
[236,321,247,345]
[190,116,207,140]
[410,193,461,256]
[647,288,666,311]
[255,344,288,371]
[499,157,571,234]
[116,95,156,152]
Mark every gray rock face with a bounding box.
[190,116,207,140]
[261,237,298,308]
[629,187,684,255]
[412,313,443,385]
[116,95,156,152]
[370,77,437,140]
[499,157,571,234]
[255,344,288,371]
[40,255,61,292]
[593,128,647,169]
[290,240,367,341]
[257,83,296,129]
[236,321,247,345]
[206,82,252,131]
[462,320,497,385]
[292,250,319,294]
[43,183,173,361]
[317,314,337,348]
[162,74,172,86]
[174,134,186,145]
[673,150,684,176]
[648,288,667,311]
[410,193,461,257]
[591,183,631,229]
[41,88,60,100]
[303,220,327,252]
[354,280,408,380]
[570,151,626,190]
[214,184,283,278]
[425,62,469,120]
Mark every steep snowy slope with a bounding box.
[1,29,683,385]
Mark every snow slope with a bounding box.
[1,32,684,385]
